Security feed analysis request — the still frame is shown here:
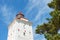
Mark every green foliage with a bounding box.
[44,33,60,40]
[35,0,60,40]
[48,1,55,9]
[48,0,60,10]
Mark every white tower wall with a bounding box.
[7,19,33,40]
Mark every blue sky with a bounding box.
[0,0,52,40]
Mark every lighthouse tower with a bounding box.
[7,12,33,40]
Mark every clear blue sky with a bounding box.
[0,0,52,40]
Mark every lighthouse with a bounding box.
[7,12,33,40]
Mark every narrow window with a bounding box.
[18,29,20,31]
[23,32,25,36]
[29,32,31,34]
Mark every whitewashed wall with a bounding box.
[7,19,33,40]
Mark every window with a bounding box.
[18,29,20,31]
[23,32,25,36]
[23,30,26,36]
[29,32,31,35]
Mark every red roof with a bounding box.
[16,12,24,17]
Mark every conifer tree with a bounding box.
[36,0,60,40]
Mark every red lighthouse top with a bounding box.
[16,12,24,19]
[16,12,28,21]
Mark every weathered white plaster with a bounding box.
[7,19,33,40]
